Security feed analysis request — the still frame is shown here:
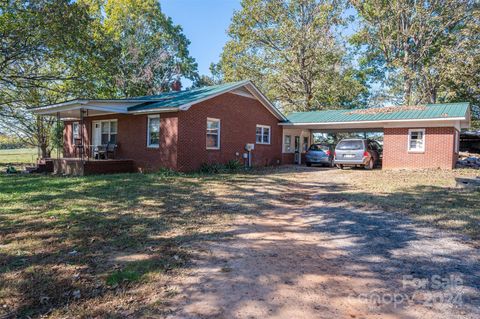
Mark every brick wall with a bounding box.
[64,113,178,172]
[177,92,283,171]
[62,92,283,172]
[383,127,457,169]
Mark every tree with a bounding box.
[351,0,478,106]
[0,0,101,157]
[191,63,225,88]
[219,0,368,113]
[103,0,198,97]
[0,0,199,157]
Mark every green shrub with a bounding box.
[225,159,242,171]
[199,162,223,174]
[155,167,181,177]
[199,160,244,174]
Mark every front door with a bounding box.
[294,136,301,164]
[92,121,102,147]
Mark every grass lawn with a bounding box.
[0,148,39,173]
[0,169,293,318]
[309,168,480,241]
[0,166,478,317]
[0,148,38,165]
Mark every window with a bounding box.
[408,129,425,152]
[309,144,330,152]
[147,115,160,147]
[206,118,220,149]
[99,120,117,144]
[256,125,271,144]
[337,140,364,150]
[72,122,80,142]
[284,135,291,152]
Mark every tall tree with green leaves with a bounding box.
[1,0,199,157]
[220,0,368,113]
[0,0,102,157]
[103,0,198,97]
[351,0,478,106]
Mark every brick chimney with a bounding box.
[171,80,182,91]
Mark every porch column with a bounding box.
[80,108,85,162]
[56,112,60,159]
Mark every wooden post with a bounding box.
[56,112,60,159]
[80,108,84,162]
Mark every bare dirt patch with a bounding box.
[166,167,480,319]
[1,166,479,318]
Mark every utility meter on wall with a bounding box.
[245,143,255,151]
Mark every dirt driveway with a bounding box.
[167,167,480,319]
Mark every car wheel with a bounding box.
[306,162,312,167]
[365,159,374,170]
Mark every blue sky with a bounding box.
[162,0,241,77]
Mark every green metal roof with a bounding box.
[286,102,469,124]
[127,80,250,111]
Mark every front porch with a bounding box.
[53,158,135,176]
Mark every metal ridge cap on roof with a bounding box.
[281,116,467,125]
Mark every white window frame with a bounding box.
[284,135,292,153]
[147,114,160,148]
[408,128,425,153]
[92,119,118,146]
[256,125,271,145]
[72,122,80,143]
[206,118,221,150]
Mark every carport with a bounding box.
[280,103,471,169]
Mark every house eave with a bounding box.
[280,116,467,127]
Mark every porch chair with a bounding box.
[73,138,84,158]
[105,142,117,159]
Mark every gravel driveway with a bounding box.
[167,168,480,319]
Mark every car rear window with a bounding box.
[337,140,364,150]
[309,144,329,151]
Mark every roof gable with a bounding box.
[127,80,286,120]
[31,80,287,121]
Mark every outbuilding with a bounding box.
[281,103,471,169]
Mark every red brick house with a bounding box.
[33,80,470,174]
[33,81,286,173]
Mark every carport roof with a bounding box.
[284,102,470,124]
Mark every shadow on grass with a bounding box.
[0,166,479,317]
[0,168,298,317]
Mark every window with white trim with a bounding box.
[256,125,271,144]
[101,120,117,144]
[284,135,292,152]
[72,122,80,142]
[147,115,160,147]
[206,118,220,149]
[408,129,425,152]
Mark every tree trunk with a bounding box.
[404,75,412,105]
[40,144,50,159]
[429,86,437,104]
